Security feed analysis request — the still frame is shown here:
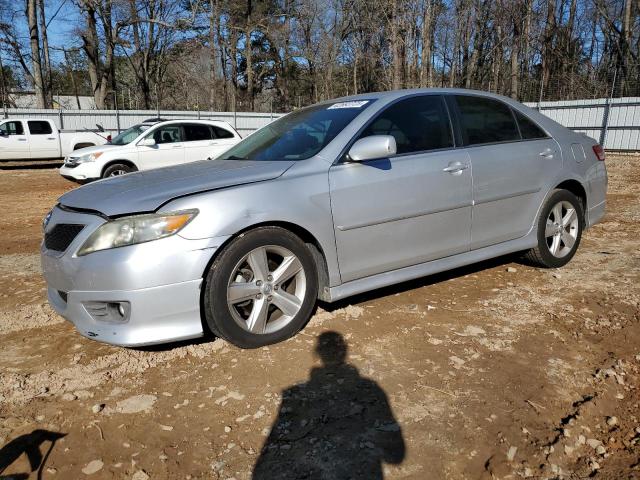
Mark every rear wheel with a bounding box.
[103,163,136,178]
[203,227,318,349]
[524,189,584,268]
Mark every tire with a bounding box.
[524,189,584,268]
[203,226,319,349]
[102,163,136,178]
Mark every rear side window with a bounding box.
[213,126,235,139]
[150,125,184,144]
[184,123,214,141]
[359,95,453,155]
[454,96,519,145]
[0,121,24,135]
[27,120,53,135]
[514,110,548,139]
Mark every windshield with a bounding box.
[219,100,374,161]
[110,124,151,145]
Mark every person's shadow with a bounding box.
[0,429,66,480]
[253,331,405,479]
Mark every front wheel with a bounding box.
[524,189,584,268]
[102,163,136,178]
[203,227,318,349]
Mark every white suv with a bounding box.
[60,119,241,182]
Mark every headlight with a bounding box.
[76,152,104,163]
[77,209,198,256]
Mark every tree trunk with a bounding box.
[244,1,254,110]
[391,0,402,89]
[541,0,556,97]
[419,0,432,87]
[209,0,219,109]
[37,0,52,107]
[510,17,519,99]
[26,0,46,108]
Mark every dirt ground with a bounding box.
[0,155,639,480]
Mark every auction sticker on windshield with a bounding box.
[327,101,369,109]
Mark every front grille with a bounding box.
[45,224,84,252]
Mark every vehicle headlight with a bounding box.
[76,152,104,163]
[77,209,198,256]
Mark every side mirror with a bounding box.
[138,137,156,147]
[347,135,397,162]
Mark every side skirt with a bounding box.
[327,233,537,302]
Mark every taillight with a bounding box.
[592,144,605,161]
[106,135,112,143]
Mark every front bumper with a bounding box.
[60,161,101,181]
[41,205,230,347]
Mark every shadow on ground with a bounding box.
[252,331,405,479]
[0,429,66,480]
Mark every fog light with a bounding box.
[84,301,130,323]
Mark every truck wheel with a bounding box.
[103,163,136,178]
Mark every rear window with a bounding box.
[213,126,235,139]
[454,96,519,146]
[184,124,214,141]
[514,110,548,139]
[27,120,53,135]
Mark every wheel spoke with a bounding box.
[247,247,270,281]
[272,255,303,285]
[247,297,269,333]
[545,219,556,238]
[550,234,561,255]
[228,282,261,304]
[552,203,563,223]
[271,290,302,317]
[561,231,575,249]
[562,208,577,227]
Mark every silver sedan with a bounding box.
[41,89,608,348]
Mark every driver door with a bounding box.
[329,95,472,283]
[137,123,185,170]
[0,121,29,159]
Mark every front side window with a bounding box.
[514,110,548,140]
[454,95,519,146]
[111,124,151,145]
[27,120,52,135]
[358,95,453,154]
[0,121,24,135]
[184,124,214,142]
[218,100,374,161]
[150,125,184,144]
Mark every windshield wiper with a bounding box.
[225,155,248,160]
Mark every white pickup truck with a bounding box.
[0,118,106,160]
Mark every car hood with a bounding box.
[68,143,122,157]
[58,159,296,216]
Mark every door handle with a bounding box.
[18,138,27,142]
[171,145,182,148]
[539,149,554,158]
[47,137,55,140]
[443,162,469,174]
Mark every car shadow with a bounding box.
[0,429,66,480]
[252,331,405,479]
[0,162,63,171]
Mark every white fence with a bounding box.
[526,97,639,151]
[2,108,284,138]
[4,97,640,150]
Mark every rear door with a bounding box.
[0,120,29,159]
[450,95,560,249]
[329,95,472,282]
[183,123,217,163]
[26,120,59,158]
[137,123,185,170]
[209,125,239,158]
